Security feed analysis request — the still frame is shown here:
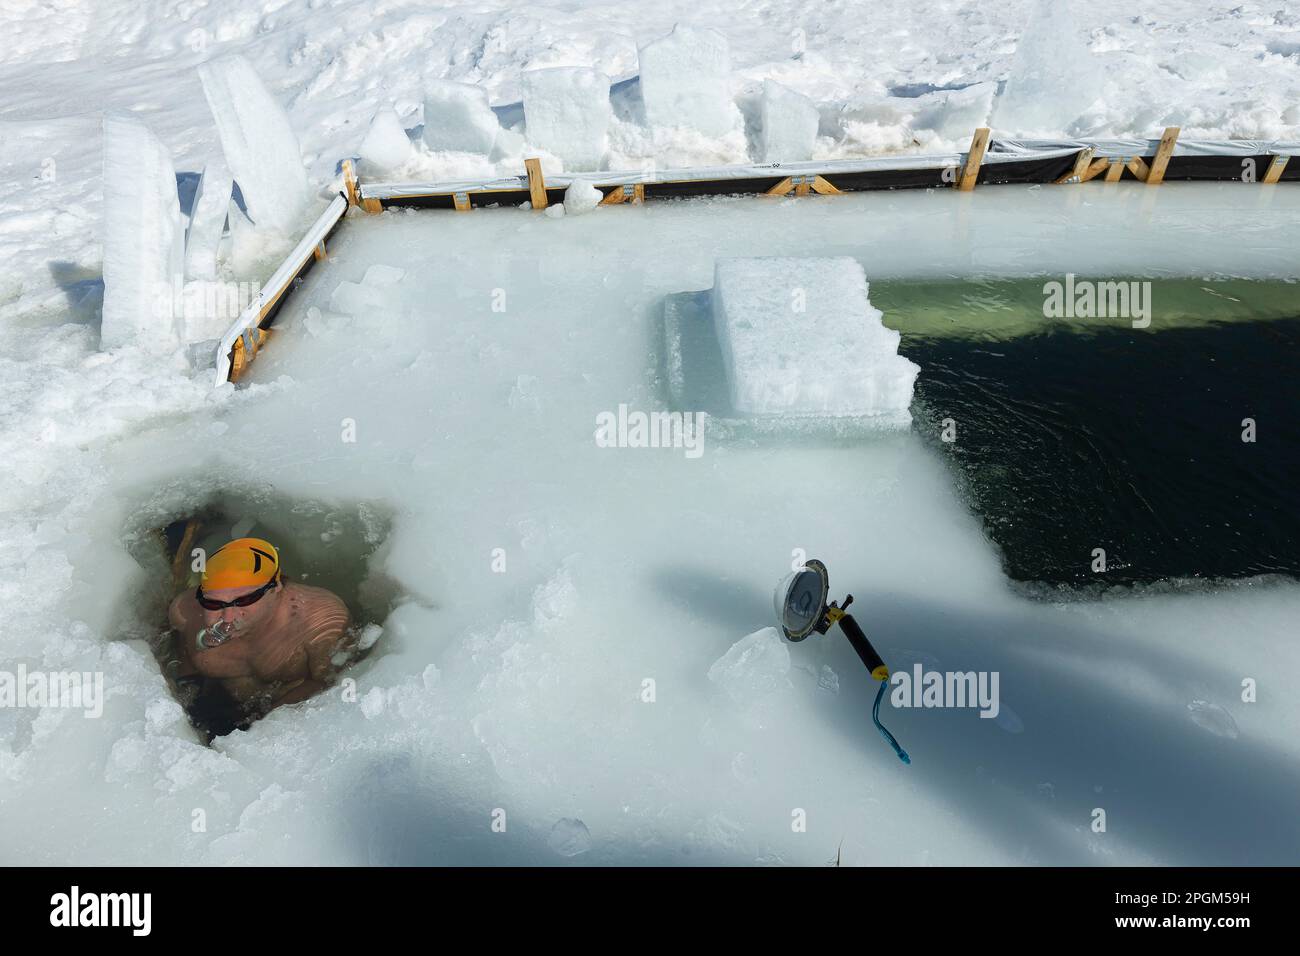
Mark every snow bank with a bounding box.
[521,67,611,171]
[422,80,500,154]
[760,80,819,163]
[100,112,184,352]
[638,24,739,137]
[711,257,919,419]
[198,53,311,236]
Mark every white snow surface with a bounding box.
[712,257,919,419]
[3,184,1300,864]
[3,0,1300,866]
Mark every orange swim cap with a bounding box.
[201,538,281,591]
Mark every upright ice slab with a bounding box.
[521,67,611,171]
[184,157,233,281]
[711,257,919,420]
[638,25,738,136]
[100,113,184,352]
[422,80,500,153]
[760,80,819,162]
[993,0,1103,134]
[358,106,413,174]
[198,53,311,235]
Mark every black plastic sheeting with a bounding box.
[370,152,1127,208]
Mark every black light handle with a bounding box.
[838,612,889,682]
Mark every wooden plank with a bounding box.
[764,176,794,197]
[525,158,548,209]
[1054,147,1096,184]
[633,183,644,204]
[1079,157,1109,182]
[453,191,471,212]
[811,175,842,195]
[1126,156,1151,182]
[1104,159,1125,183]
[598,186,627,205]
[230,328,270,382]
[957,127,990,191]
[794,175,811,197]
[342,159,360,206]
[1263,155,1290,184]
[361,198,382,214]
[1146,126,1179,185]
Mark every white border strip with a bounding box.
[213,193,348,387]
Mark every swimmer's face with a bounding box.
[199,581,282,633]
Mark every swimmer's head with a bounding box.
[195,538,283,631]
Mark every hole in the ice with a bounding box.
[121,486,403,741]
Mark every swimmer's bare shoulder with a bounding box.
[273,582,353,704]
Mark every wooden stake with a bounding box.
[957,127,990,191]
[525,158,548,209]
[794,175,811,196]
[1104,159,1125,183]
[361,198,382,214]
[453,191,471,212]
[811,176,842,195]
[342,159,360,206]
[1146,126,1179,185]
[1263,155,1290,184]
[1054,147,1096,184]
[312,241,327,261]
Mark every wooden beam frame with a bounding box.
[525,158,548,209]
[1263,155,1290,184]
[810,175,842,195]
[599,183,646,205]
[957,127,990,191]
[764,176,794,197]
[1147,126,1179,185]
[1079,157,1109,183]
[342,159,360,206]
[1126,155,1151,182]
[1054,147,1096,184]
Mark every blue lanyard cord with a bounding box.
[873,679,911,764]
